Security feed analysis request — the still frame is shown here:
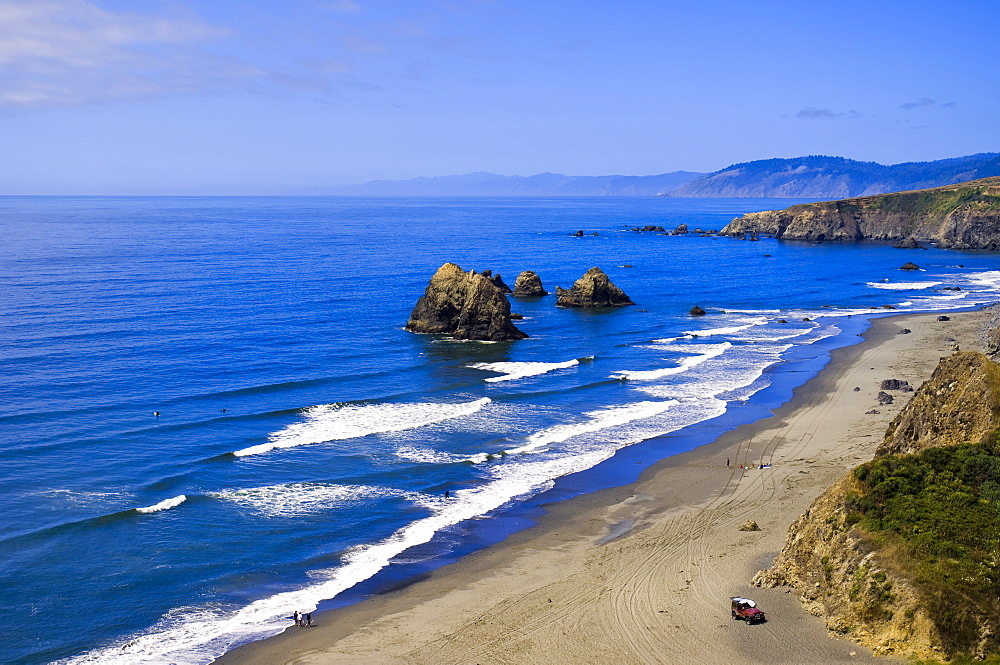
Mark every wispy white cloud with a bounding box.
[794,107,862,120]
[0,0,495,109]
[900,97,956,109]
[0,0,255,107]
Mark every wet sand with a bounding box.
[215,309,986,665]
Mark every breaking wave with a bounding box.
[468,359,581,382]
[135,495,186,514]
[611,342,731,381]
[234,398,492,457]
[866,281,941,290]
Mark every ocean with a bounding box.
[2,195,998,664]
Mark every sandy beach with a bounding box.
[216,309,988,665]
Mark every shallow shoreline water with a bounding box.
[215,308,987,665]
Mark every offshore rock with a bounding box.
[511,270,548,297]
[555,267,634,308]
[900,262,920,271]
[720,177,1000,249]
[893,237,921,249]
[689,305,706,316]
[481,270,512,293]
[672,224,689,235]
[405,263,528,341]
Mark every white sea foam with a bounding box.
[135,495,186,514]
[234,398,491,457]
[638,342,791,401]
[504,400,680,454]
[650,335,691,344]
[866,281,941,290]
[212,484,385,518]
[612,342,731,381]
[683,316,768,337]
[393,445,493,465]
[61,396,737,665]
[468,359,579,382]
[728,325,815,343]
[968,270,1000,290]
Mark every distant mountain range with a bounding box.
[327,171,705,196]
[670,153,1000,198]
[331,153,1000,198]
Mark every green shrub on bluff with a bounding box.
[848,435,1000,656]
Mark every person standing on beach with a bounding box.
[305,612,312,626]
[292,610,299,626]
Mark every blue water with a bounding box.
[2,196,999,664]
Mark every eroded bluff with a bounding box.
[754,350,1000,661]
[555,267,634,307]
[721,176,1000,249]
[405,263,527,341]
[879,351,999,455]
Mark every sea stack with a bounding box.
[480,270,512,293]
[405,263,528,341]
[555,267,634,308]
[511,270,548,297]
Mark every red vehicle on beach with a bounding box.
[730,597,766,624]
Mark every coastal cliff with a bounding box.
[722,177,1000,249]
[405,263,528,341]
[754,350,1000,660]
[879,352,1000,456]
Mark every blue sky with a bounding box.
[1,0,997,194]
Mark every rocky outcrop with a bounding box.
[511,270,548,297]
[900,262,920,271]
[879,379,912,391]
[405,263,528,341]
[555,268,634,308]
[878,351,999,456]
[689,306,706,316]
[721,177,1000,249]
[672,224,688,235]
[480,270,512,293]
